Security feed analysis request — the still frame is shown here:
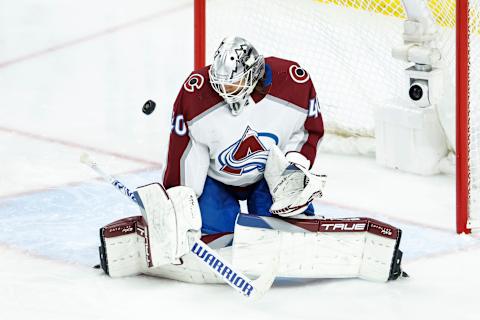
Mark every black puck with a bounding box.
[142,100,156,115]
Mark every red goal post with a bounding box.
[193,0,478,234]
[456,0,472,234]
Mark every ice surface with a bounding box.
[0,1,479,319]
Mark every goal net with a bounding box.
[195,0,479,233]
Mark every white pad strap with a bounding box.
[134,184,201,267]
[168,186,203,259]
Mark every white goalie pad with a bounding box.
[100,217,234,283]
[264,145,326,216]
[100,214,403,284]
[145,234,235,284]
[168,186,203,260]
[99,216,150,277]
[232,214,403,282]
[134,183,201,267]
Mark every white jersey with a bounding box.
[163,57,324,196]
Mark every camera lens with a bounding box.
[409,84,423,101]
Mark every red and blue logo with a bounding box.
[218,126,278,175]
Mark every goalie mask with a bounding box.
[209,36,265,115]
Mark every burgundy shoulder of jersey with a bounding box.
[176,66,223,122]
[265,56,316,110]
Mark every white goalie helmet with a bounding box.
[209,36,265,115]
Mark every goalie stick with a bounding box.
[80,153,277,299]
[80,153,137,203]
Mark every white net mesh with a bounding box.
[205,0,459,136]
[204,0,479,228]
[206,0,406,137]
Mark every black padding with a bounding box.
[99,227,109,275]
[388,229,404,281]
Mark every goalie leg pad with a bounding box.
[232,214,403,282]
[145,237,234,284]
[134,183,201,267]
[100,216,234,283]
[99,216,150,277]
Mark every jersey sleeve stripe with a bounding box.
[163,132,191,188]
[299,115,324,165]
[292,129,309,153]
[179,141,193,185]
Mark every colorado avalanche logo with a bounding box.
[183,73,204,92]
[289,65,310,83]
[218,126,278,175]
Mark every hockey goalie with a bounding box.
[98,37,405,289]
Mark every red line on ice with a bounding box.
[0,165,160,201]
[0,126,161,167]
[320,199,457,235]
[408,242,480,263]
[0,3,191,69]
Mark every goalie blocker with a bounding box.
[98,213,404,283]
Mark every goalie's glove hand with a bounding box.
[264,146,326,217]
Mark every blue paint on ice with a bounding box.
[0,169,478,267]
[0,170,162,266]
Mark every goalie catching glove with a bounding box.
[264,145,326,217]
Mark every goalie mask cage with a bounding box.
[193,0,479,234]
